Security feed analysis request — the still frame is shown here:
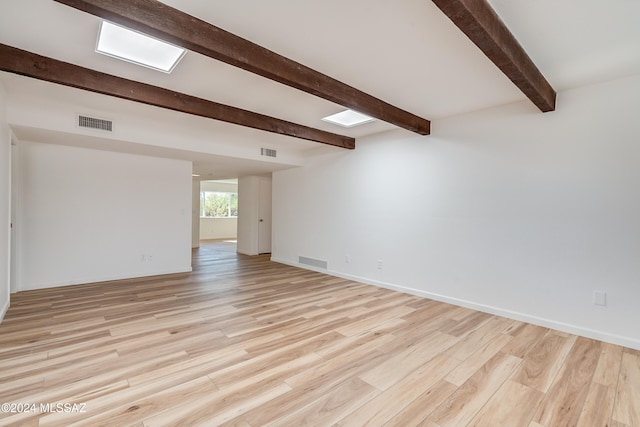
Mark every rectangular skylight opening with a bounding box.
[322,109,375,127]
[96,21,186,73]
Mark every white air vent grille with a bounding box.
[78,115,113,131]
[261,148,277,158]
[298,256,327,270]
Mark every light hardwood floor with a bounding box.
[1,241,639,426]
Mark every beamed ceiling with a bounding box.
[1,0,638,179]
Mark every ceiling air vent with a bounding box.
[78,115,113,132]
[261,148,277,158]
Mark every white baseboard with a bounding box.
[18,267,193,292]
[271,256,640,351]
[237,249,258,256]
[0,298,9,323]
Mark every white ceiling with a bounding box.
[1,0,638,179]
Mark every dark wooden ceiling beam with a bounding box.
[0,44,355,149]
[53,0,431,135]
[431,0,556,112]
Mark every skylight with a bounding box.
[96,21,186,73]
[321,109,375,127]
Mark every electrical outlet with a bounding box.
[377,259,383,270]
[345,255,350,264]
[147,255,153,262]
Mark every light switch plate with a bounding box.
[593,290,607,306]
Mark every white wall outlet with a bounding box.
[147,255,153,262]
[345,254,350,264]
[377,259,383,270]
[593,290,607,306]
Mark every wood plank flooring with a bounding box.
[1,240,639,426]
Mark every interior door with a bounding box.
[10,138,18,293]
[257,178,272,254]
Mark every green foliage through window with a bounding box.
[200,192,238,218]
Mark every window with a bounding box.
[200,192,238,218]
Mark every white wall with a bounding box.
[17,141,192,290]
[200,180,238,193]
[272,75,640,349]
[0,83,10,320]
[200,218,237,240]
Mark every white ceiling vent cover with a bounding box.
[78,115,113,132]
[261,148,277,158]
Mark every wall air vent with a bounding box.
[261,148,277,158]
[78,115,113,132]
[298,256,328,270]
